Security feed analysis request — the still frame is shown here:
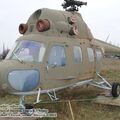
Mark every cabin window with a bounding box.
[73,46,82,63]
[10,40,46,62]
[48,45,66,67]
[87,47,94,62]
[96,50,102,62]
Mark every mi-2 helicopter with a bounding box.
[0,0,120,115]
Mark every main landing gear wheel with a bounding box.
[111,82,120,97]
[24,104,34,116]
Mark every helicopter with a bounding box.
[0,0,120,115]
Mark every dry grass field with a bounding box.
[0,58,119,120]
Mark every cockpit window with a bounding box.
[9,40,46,62]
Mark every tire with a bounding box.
[24,104,34,116]
[111,82,120,97]
[25,104,34,109]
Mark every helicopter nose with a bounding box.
[0,61,40,93]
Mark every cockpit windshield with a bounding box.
[7,40,46,62]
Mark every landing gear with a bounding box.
[90,73,120,98]
[47,89,59,101]
[19,96,34,116]
[24,104,34,116]
[19,89,59,116]
[111,82,120,97]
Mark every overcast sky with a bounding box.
[0,0,120,52]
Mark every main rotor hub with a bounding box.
[62,0,87,11]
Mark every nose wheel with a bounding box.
[19,96,35,116]
[24,104,34,116]
[111,82,120,97]
[20,104,34,116]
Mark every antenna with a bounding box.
[62,0,87,11]
[105,34,110,42]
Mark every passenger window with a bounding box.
[87,48,94,62]
[73,46,82,63]
[96,50,102,62]
[48,45,66,67]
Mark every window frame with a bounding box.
[73,45,83,64]
[7,40,46,63]
[48,45,67,67]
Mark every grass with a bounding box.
[101,70,120,83]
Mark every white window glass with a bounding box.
[87,48,94,62]
[10,40,45,62]
[73,46,82,63]
[48,45,66,67]
[96,50,102,62]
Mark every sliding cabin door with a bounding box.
[44,42,72,89]
[70,42,84,79]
